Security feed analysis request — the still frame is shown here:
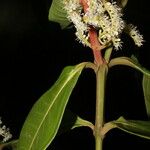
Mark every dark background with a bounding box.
[0,0,150,149]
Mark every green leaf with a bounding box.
[109,57,150,77]
[58,109,94,135]
[111,117,150,139]
[109,57,150,117]
[72,115,94,129]
[130,55,150,118]
[143,75,150,118]
[48,0,71,29]
[18,62,88,150]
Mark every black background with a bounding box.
[0,0,150,149]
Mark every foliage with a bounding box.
[18,63,90,150]
[1,0,150,150]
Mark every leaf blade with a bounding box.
[143,75,150,118]
[18,62,88,150]
[112,117,150,139]
[48,0,70,29]
[109,57,150,76]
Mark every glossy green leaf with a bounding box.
[18,62,88,150]
[109,57,150,77]
[111,117,150,139]
[48,0,70,29]
[143,75,150,118]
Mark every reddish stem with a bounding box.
[80,0,104,65]
[89,28,104,65]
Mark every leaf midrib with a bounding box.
[27,67,81,150]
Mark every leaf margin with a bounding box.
[18,62,90,150]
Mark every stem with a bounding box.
[93,49,104,66]
[89,27,104,65]
[80,1,109,149]
[94,64,108,150]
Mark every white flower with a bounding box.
[63,0,90,46]
[0,118,12,142]
[127,24,144,47]
[112,38,122,50]
[63,0,81,13]
[104,2,124,33]
[84,0,105,27]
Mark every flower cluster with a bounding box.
[0,118,12,142]
[127,24,144,47]
[63,0,90,46]
[63,0,144,50]
[84,0,125,49]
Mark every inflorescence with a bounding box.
[0,118,12,142]
[63,0,144,50]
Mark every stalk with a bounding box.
[79,1,108,149]
[94,64,108,150]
